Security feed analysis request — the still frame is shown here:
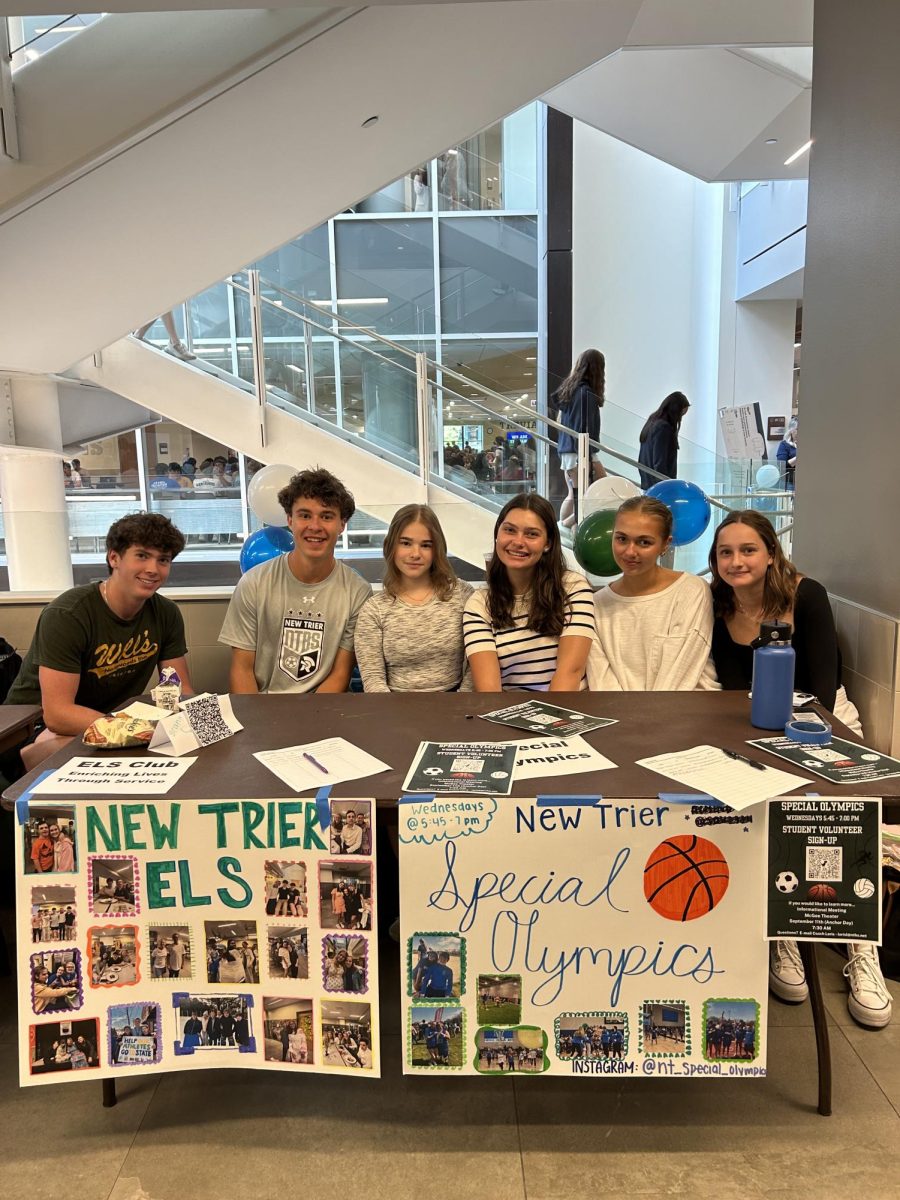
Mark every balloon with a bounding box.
[240,526,294,574]
[247,463,296,526]
[582,475,643,519]
[756,463,780,489]
[573,508,619,577]
[645,479,712,547]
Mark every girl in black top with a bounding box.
[554,349,606,528]
[638,392,690,491]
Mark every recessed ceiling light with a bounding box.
[361,115,380,129]
[765,138,778,146]
[784,139,813,166]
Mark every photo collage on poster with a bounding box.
[17,798,379,1084]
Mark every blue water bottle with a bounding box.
[751,620,795,730]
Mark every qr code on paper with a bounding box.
[806,845,843,882]
[184,695,231,747]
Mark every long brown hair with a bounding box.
[709,509,799,619]
[486,493,569,636]
[382,504,457,600]
[554,348,605,410]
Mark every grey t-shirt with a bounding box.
[219,554,371,693]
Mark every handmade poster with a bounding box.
[479,699,616,738]
[403,742,518,796]
[17,796,379,1085]
[400,795,769,1078]
[766,798,881,942]
[749,734,900,786]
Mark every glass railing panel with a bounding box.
[333,218,436,340]
[7,13,104,70]
[336,340,424,467]
[437,104,538,212]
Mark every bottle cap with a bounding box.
[752,619,793,649]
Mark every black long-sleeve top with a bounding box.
[711,577,839,713]
[638,420,678,490]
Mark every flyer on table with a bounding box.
[400,793,769,1078]
[749,734,900,786]
[766,797,881,942]
[17,795,380,1084]
[479,699,616,738]
[403,742,518,796]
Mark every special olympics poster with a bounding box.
[399,796,768,1078]
[17,797,379,1085]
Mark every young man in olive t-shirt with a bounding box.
[6,513,193,770]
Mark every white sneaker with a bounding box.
[769,939,809,1003]
[168,340,197,361]
[843,943,892,1028]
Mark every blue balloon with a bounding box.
[645,479,712,547]
[240,526,294,573]
[756,463,780,489]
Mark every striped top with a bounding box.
[463,571,597,691]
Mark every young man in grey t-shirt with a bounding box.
[220,468,371,693]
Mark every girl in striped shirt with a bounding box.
[463,493,597,692]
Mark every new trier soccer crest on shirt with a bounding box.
[279,609,326,682]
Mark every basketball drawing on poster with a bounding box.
[400,796,769,1078]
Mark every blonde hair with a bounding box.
[382,505,457,601]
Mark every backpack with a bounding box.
[0,638,22,704]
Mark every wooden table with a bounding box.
[0,704,41,757]
[6,692,898,1114]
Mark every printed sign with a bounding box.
[17,797,379,1084]
[479,699,616,738]
[749,734,900,786]
[400,796,768,1078]
[766,798,881,942]
[403,742,518,796]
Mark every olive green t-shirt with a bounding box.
[6,583,187,712]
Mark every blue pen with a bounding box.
[303,752,329,775]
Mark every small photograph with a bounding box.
[476,974,521,1025]
[556,1012,628,1061]
[148,926,192,980]
[267,927,309,980]
[407,933,464,998]
[88,925,139,987]
[321,1000,373,1069]
[641,1002,689,1055]
[22,806,77,876]
[108,1002,162,1067]
[174,993,254,1052]
[263,996,314,1065]
[322,934,368,994]
[329,801,372,856]
[88,856,138,916]
[475,1026,546,1074]
[204,920,259,985]
[263,861,308,919]
[30,948,83,1015]
[28,1017,100,1075]
[30,885,77,943]
[703,1000,759,1063]
[409,1006,464,1069]
[319,860,373,931]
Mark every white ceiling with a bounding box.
[543,42,813,183]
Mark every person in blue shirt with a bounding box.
[424,1024,439,1065]
[436,1027,450,1065]
[421,951,454,998]
[600,1027,611,1058]
[570,1029,585,1059]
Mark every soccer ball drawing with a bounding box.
[774,871,799,894]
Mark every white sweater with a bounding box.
[586,572,719,691]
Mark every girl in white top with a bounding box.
[464,493,597,692]
[355,504,472,692]
[587,496,718,691]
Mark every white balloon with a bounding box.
[582,475,643,518]
[247,463,296,526]
[755,463,780,489]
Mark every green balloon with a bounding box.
[573,508,619,577]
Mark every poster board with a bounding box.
[399,796,768,1078]
[718,403,767,461]
[17,796,379,1084]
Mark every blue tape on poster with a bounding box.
[537,795,602,807]
[785,717,832,745]
[398,794,436,805]
[316,785,333,830]
[15,771,56,824]
[658,793,725,808]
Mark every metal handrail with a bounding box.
[6,15,77,57]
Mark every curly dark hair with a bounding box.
[486,493,570,636]
[105,513,186,571]
[277,468,356,522]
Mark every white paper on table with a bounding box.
[148,693,242,757]
[498,735,617,781]
[30,756,196,795]
[119,701,176,721]
[254,737,391,793]
[635,743,812,810]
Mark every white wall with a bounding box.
[571,123,725,459]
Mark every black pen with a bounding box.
[722,748,766,772]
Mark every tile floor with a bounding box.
[1,932,898,1200]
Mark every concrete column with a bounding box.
[0,376,73,592]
